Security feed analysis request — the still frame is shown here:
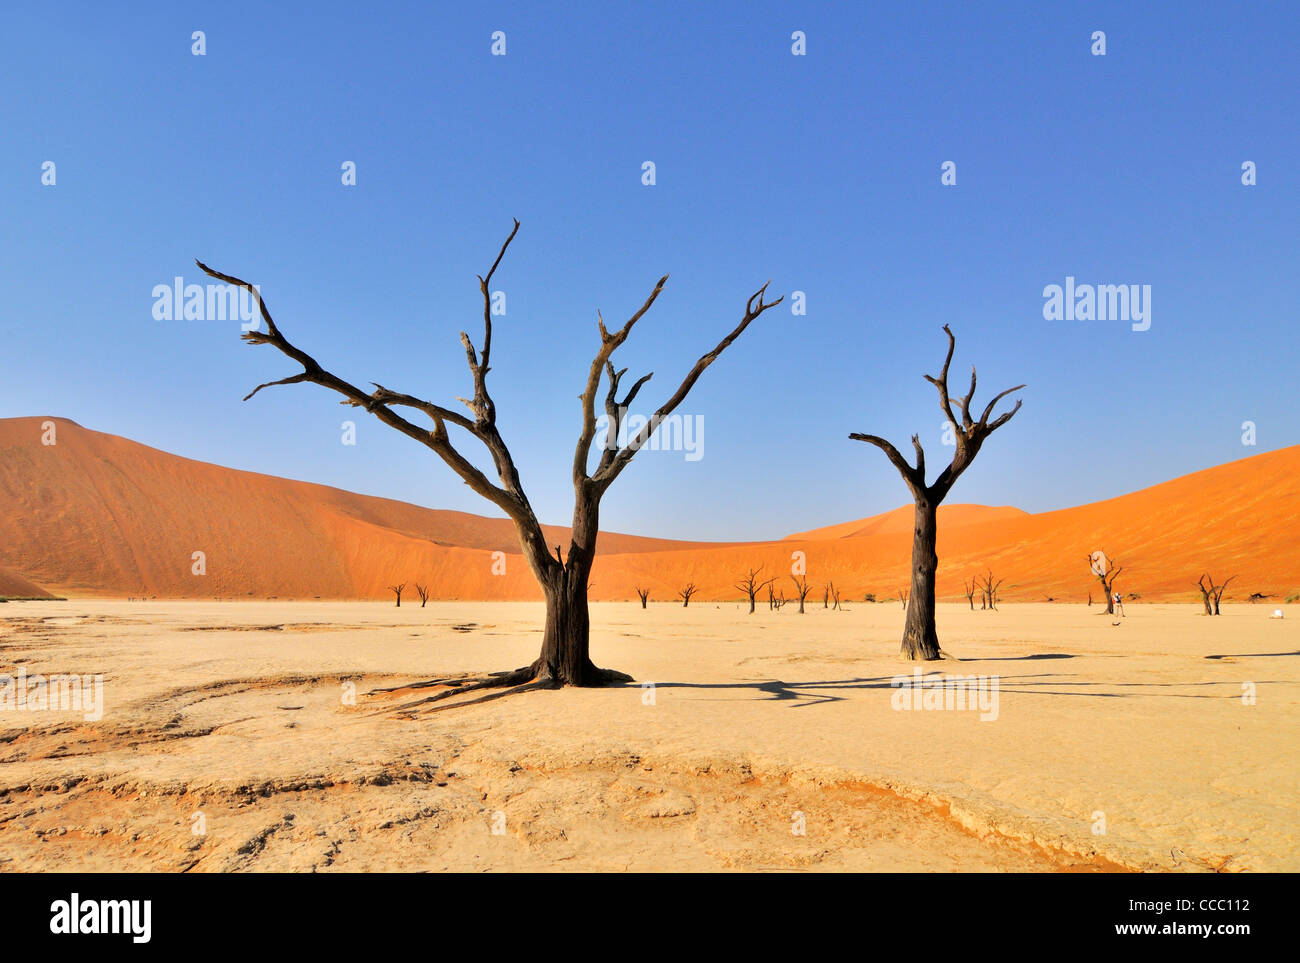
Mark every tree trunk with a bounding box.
[1104,582,1115,614]
[524,493,600,686]
[532,571,594,685]
[900,498,942,660]
[748,595,755,614]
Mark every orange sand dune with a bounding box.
[784,504,1028,541]
[1,416,1297,604]
[0,564,52,599]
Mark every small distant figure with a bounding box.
[1112,592,1126,617]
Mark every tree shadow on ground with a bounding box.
[645,672,1277,709]
[1205,650,1299,660]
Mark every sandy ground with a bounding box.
[1,600,1296,872]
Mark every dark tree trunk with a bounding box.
[527,495,600,686]
[900,499,942,660]
[533,571,594,685]
[1105,584,1115,614]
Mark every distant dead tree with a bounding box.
[1248,592,1272,603]
[1089,552,1123,615]
[1195,575,1214,615]
[635,587,649,609]
[829,581,842,610]
[897,588,908,610]
[978,570,1004,611]
[201,220,780,692]
[963,577,977,610]
[767,582,778,611]
[1198,574,1235,615]
[736,566,776,615]
[389,583,406,607]
[677,583,698,608]
[791,575,812,613]
[852,325,1023,659]
[773,589,788,611]
[822,584,830,609]
[414,584,430,607]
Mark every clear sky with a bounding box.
[3,1,1296,540]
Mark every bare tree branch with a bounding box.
[593,282,783,488]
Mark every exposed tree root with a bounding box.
[366,662,633,715]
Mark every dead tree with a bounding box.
[822,585,830,609]
[773,589,788,611]
[1199,574,1236,615]
[200,221,779,693]
[1196,575,1214,615]
[677,583,698,608]
[736,566,776,615]
[414,583,430,607]
[963,576,977,610]
[635,587,649,609]
[389,583,406,607]
[978,569,1004,611]
[829,581,842,610]
[791,575,812,613]
[1090,552,1122,614]
[852,326,1023,659]
[897,588,908,609]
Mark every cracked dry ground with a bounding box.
[1,675,1092,873]
[0,607,1102,872]
[8,600,1292,871]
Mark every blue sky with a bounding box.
[2,1,1296,540]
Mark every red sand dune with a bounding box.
[1,416,1297,604]
[0,563,52,599]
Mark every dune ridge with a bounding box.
[1,416,1297,603]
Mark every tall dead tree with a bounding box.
[822,585,830,609]
[635,587,649,609]
[1199,574,1235,615]
[791,575,812,613]
[829,581,842,610]
[414,583,430,607]
[852,326,1024,659]
[963,576,977,610]
[736,566,776,615]
[1090,552,1122,615]
[677,583,698,608]
[389,583,406,607]
[200,221,779,692]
